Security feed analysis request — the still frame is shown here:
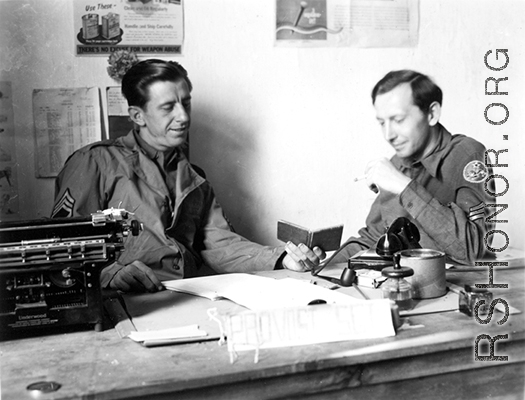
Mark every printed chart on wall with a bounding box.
[32,87,102,178]
[275,0,419,47]
[73,0,184,56]
[0,82,20,221]
[107,86,132,139]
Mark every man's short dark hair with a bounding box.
[371,70,443,113]
[122,59,193,108]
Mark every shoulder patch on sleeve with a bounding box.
[52,189,75,218]
[463,160,488,183]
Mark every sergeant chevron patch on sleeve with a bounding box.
[52,189,75,218]
[468,202,485,222]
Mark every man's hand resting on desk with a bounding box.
[283,242,326,272]
[102,260,164,293]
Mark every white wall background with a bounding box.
[1,0,524,253]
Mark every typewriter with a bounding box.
[0,209,141,339]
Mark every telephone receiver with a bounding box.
[375,217,421,259]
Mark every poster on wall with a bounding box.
[275,0,419,47]
[33,87,102,178]
[0,82,20,221]
[73,0,184,56]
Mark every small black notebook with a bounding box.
[277,220,344,251]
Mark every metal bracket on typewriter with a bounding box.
[0,209,142,339]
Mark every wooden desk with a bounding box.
[1,266,524,400]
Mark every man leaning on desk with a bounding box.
[51,59,324,293]
[331,70,494,266]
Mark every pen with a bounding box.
[353,283,370,300]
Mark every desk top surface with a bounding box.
[1,265,524,400]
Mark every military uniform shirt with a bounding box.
[332,124,494,265]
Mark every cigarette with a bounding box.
[353,175,366,182]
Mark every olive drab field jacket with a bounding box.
[52,130,283,287]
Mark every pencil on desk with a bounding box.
[353,283,370,300]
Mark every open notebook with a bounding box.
[162,273,360,311]
[108,274,398,348]
[163,274,396,355]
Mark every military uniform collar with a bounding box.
[393,124,451,178]
[129,129,179,167]
[131,129,156,159]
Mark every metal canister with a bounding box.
[82,14,99,40]
[102,13,120,39]
[397,249,447,299]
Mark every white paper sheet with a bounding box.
[127,324,207,342]
[163,273,360,311]
[32,87,102,177]
[220,299,396,353]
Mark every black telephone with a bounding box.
[311,217,422,287]
[375,217,421,258]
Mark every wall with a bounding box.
[1,0,524,253]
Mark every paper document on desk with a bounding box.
[219,300,396,355]
[128,324,208,347]
[163,273,360,311]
